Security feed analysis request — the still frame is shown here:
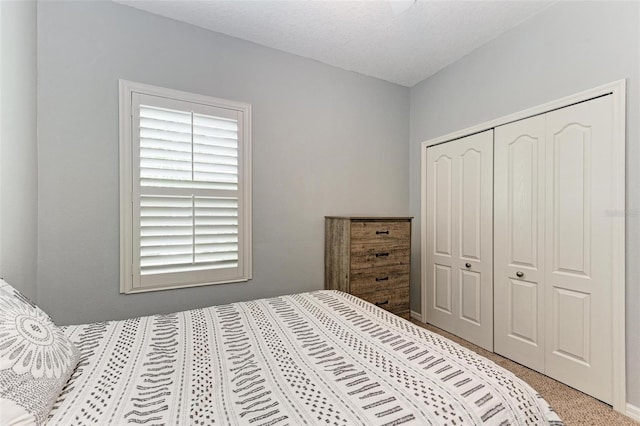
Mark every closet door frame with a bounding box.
[420,79,626,413]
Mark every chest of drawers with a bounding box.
[324,217,412,319]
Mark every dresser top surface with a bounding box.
[325,216,413,221]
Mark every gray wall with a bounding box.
[409,1,640,407]
[0,0,38,300]
[37,1,410,325]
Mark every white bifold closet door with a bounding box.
[494,114,546,372]
[494,95,614,404]
[425,130,493,351]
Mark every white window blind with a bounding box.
[120,81,251,293]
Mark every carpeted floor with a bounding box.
[410,320,639,426]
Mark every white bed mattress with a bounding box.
[48,290,562,425]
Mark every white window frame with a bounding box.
[119,80,252,294]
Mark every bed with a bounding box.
[0,282,562,425]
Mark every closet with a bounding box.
[423,87,624,407]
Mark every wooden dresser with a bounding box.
[324,217,412,319]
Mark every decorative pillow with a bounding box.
[0,279,80,425]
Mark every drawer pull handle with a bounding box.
[375,252,390,258]
[375,277,389,282]
[376,230,389,235]
[375,300,389,306]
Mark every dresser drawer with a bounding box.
[351,221,410,245]
[357,287,410,316]
[350,264,409,294]
[350,244,410,270]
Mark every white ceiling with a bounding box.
[115,0,554,87]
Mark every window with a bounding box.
[119,80,251,293]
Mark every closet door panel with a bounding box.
[454,134,493,350]
[426,148,456,328]
[426,130,493,351]
[544,95,613,404]
[494,115,545,372]
[425,143,457,336]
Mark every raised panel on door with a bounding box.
[460,270,481,325]
[494,115,545,372]
[544,95,613,404]
[425,130,493,351]
[508,279,538,343]
[552,288,591,364]
[460,148,481,261]
[434,264,452,314]
[552,124,591,276]
[434,155,453,257]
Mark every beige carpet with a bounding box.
[410,320,639,426]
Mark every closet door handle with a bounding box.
[465,263,471,268]
[516,271,524,278]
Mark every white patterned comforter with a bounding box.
[48,291,562,425]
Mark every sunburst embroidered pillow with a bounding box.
[0,279,79,425]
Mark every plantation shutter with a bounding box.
[130,93,249,289]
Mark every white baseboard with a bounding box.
[410,310,423,322]
[627,403,640,421]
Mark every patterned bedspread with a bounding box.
[48,291,562,425]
